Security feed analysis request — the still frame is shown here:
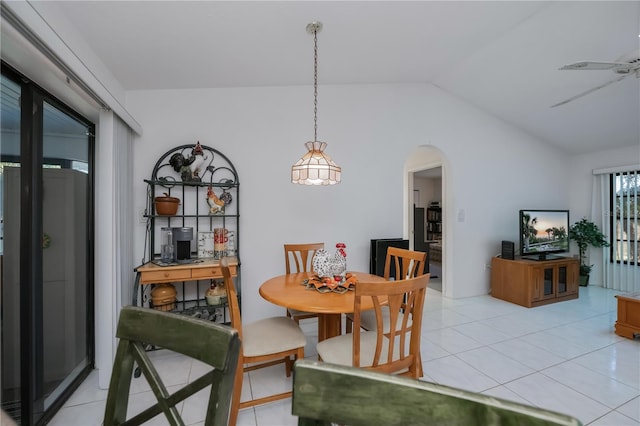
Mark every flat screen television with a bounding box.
[519,209,570,260]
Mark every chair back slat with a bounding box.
[383,246,427,280]
[344,247,427,335]
[284,243,324,273]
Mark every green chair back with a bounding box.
[293,360,582,426]
[103,306,240,426]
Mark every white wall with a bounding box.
[127,82,571,320]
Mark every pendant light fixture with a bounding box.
[291,21,341,185]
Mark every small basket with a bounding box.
[151,284,177,311]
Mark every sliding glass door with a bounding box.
[1,64,94,425]
[1,67,23,422]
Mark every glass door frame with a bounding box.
[1,62,96,426]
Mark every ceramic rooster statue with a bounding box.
[168,141,208,182]
[189,141,207,181]
[207,186,225,215]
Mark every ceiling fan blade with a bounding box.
[559,61,634,72]
[550,74,628,108]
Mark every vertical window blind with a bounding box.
[114,114,135,311]
[593,165,639,291]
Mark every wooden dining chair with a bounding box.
[103,306,240,426]
[284,242,325,323]
[220,257,307,426]
[345,246,427,333]
[292,360,583,426]
[316,273,429,379]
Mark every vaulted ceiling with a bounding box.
[22,1,640,155]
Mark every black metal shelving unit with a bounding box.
[137,143,240,324]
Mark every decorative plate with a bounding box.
[220,190,232,205]
[302,273,358,294]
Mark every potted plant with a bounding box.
[568,217,610,286]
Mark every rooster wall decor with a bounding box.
[168,141,208,182]
[207,185,225,215]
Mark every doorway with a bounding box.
[406,145,447,295]
[413,167,443,290]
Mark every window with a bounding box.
[611,170,639,265]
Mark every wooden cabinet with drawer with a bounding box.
[134,257,239,316]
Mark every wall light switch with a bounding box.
[457,209,465,222]
[139,208,148,223]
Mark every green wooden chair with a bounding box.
[292,360,583,426]
[103,306,241,426]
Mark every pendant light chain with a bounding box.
[291,21,341,185]
[313,27,318,142]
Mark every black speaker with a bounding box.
[501,240,515,260]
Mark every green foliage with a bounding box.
[579,264,593,276]
[569,217,610,276]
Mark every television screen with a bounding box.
[519,210,570,260]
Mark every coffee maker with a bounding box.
[171,227,193,263]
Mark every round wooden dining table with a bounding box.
[259,271,386,342]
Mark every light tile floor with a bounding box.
[50,285,640,426]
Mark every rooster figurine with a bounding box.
[189,141,207,181]
[207,186,225,215]
[168,141,208,182]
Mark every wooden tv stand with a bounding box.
[490,256,579,308]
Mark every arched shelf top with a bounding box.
[149,143,239,189]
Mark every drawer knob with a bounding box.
[164,272,170,277]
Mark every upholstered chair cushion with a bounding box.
[242,317,307,357]
[317,331,409,370]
